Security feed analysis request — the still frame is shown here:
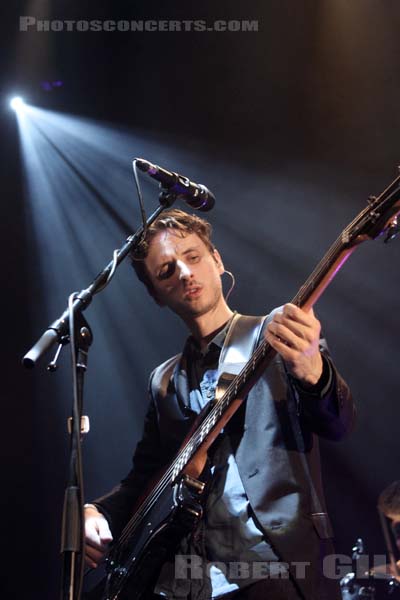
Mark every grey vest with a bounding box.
[149,314,341,600]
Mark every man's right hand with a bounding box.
[84,505,113,569]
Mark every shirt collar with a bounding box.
[186,312,237,358]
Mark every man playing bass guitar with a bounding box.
[84,209,355,600]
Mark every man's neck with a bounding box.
[185,304,234,351]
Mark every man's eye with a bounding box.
[158,262,176,280]
[188,254,199,262]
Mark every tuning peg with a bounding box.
[384,216,400,243]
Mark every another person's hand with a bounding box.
[266,303,323,386]
[84,505,113,569]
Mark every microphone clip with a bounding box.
[158,188,180,208]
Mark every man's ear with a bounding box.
[212,249,225,275]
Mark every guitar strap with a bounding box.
[219,313,331,539]
[217,312,267,376]
[150,313,267,402]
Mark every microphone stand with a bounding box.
[22,198,175,600]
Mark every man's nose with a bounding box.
[177,260,192,280]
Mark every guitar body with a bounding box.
[105,482,177,600]
[85,378,234,600]
[86,472,207,600]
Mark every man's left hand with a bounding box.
[265,303,323,386]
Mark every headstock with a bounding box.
[345,171,400,246]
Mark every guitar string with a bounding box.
[116,203,376,548]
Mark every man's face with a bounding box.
[144,230,225,320]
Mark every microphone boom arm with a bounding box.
[22,201,171,368]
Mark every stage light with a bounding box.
[10,96,25,111]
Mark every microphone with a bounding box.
[134,158,215,211]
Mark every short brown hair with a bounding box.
[130,209,215,296]
[378,481,400,517]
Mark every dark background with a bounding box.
[1,1,400,598]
